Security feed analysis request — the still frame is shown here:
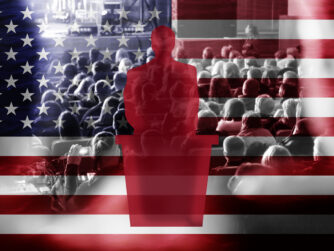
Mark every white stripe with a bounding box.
[3,176,334,196]
[1,214,334,234]
[173,20,334,39]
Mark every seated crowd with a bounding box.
[29,42,330,210]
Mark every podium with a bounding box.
[116,135,218,227]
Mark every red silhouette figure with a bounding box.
[116,26,218,227]
[124,26,199,135]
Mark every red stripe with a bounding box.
[176,39,334,59]
[2,156,334,175]
[0,234,333,250]
[3,195,334,215]
[172,0,334,20]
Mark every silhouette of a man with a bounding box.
[123,26,199,136]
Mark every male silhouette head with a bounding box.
[151,26,175,59]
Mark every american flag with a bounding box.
[1,0,334,250]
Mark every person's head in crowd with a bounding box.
[113,109,133,135]
[209,78,232,99]
[66,84,78,95]
[223,136,246,156]
[72,73,87,87]
[245,141,268,159]
[223,98,246,121]
[197,70,211,83]
[58,111,81,139]
[275,50,287,63]
[202,47,214,60]
[282,99,298,118]
[254,94,275,116]
[92,61,106,76]
[115,48,130,65]
[242,79,260,97]
[244,57,259,68]
[261,70,277,88]
[283,71,299,86]
[240,68,249,79]
[74,77,94,97]
[292,118,312,136]
[197,110,218,134]
[233,56,244,70]
[241,111,261,131]
[94,80,112,103]
[174,46,187,64]
[285,59,298,72]
[286,47,300,59]
[242,42,257,57]
[261,145,292,170]
[245,24,259,39]
[146,47,155,58]
[206,101,221,116]
[247,67,262,79]
[96,97,119,126]
[146,56,154,63]
[41,90,57,104]
[229,50,241,61]
[223,62,240,78]
[89,48,100,63]
[278,83,299,99]
[118,58,133,73]
[202,47,214,68]
[77,56,89,73]
[221,45,233,59]
[113,72,127,92]
[64,63,78,80]
[91,131,115,157]
[199,99,209,111]
[211,61,225,78]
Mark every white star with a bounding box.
[21,116,33,129]
[5,75,18,88]
[37,22,48,33]
[5,102,18,115]
[53,61,64,74]
[86,116,96,129]
[54,89,64,103]
[21,61,34,74]
[69,48,80,60]
[149,7,162,20]
[102,20,113,33]
[5,47,18,61]
[53,118,64,129]
[21,89,34,102]
[133,21,146,33]
[5,20,18,33]
[53,37,65,47]
[85,34,97,47]
[117,116,128,129]
[37,48,50,61]
[37,75,49,88]
[85,63,93,74]
[21,34,34,47]
[117,34,129,47]
[117,7,130,20]
[133,47,145,61]
[37,103,49,115]
[21,6,34,20]
[102,48,112,60]
[71,22,80,33]
[103,103,113,115]
[70,102,80,115]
